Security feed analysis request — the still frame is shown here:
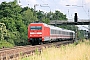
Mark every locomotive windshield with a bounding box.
[30,26,42,30]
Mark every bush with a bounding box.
[0,40,14,48]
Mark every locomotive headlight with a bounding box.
[39,38,42,40]
[30,38,32,40]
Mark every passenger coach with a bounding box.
[28,23,75,44]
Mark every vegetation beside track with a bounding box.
[22,39,90,60]
[0,40,14,48]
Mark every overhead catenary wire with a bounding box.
[81,0,90,19]
[40,0,45,3]
[83,0,90,19]
[37,0,51,12]
[40,4,51,12]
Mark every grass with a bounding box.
[21,40,90,60]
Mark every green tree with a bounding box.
[0,0,28,45]
[36,10,45,21]
[22,8,37,25]
[45,10,67,20]
[42,17,50,24]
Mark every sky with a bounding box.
[0,0,90,31]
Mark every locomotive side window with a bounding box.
[30,26,42,30]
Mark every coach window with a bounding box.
[54,30,56,34]
[51,29,54,34]
[67,32,69,35]
[52,30,53,34]
[55,30,56,34]
[51,29,53,34]
[64,32,66,35]
[66,32,67,35]
[55,30,57,34]
[56,30,57,34]
[57,31,59,34]
[59,31,61,34]
[60,31,62,34]
[68,32,69,35]
[62,31,64,34]
[53,30,54,34]
[64,32,66,34]
[56,30,58,34]
[61,31,62,34]
[57,30,58,34]
[58,30,59,34]
[63,31,64,34]
[63,32,65,34]
[53,30,55,34]
[71,32,73,36]
[51,29,52,34]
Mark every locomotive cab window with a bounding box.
[30,26,42,30]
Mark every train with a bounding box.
[28,23,75,45]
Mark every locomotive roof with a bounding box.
[30,23,75,33]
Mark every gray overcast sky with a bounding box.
[0,0,90,30]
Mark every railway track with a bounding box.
[0,40,73,60]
